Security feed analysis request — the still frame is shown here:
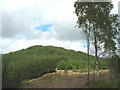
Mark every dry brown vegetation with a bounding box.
[22,69,112,88]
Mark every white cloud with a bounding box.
[111,0,119,14]
[3,0,33,12]
[2,0,83,40]
[1,0,118,54]
[1,38,87,54]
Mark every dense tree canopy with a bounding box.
[74,1,119,80]
[2,45,108,88]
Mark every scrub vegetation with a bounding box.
[2,45,109,88]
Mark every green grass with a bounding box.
[21,81,30,86]
[43,75,64,84]
[43,76,55,84]
[90,79,118,88]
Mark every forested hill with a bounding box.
[2,45,108,88]
[5,45,90,58]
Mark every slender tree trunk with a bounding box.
[93,66,96,80]
[94,36,100,79]
[87,35,90,85]
[92,23,100,80]
[64,70,68,76]
[110,68,114,80]
[86,24,90,85]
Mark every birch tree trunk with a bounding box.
[94,36,100,79]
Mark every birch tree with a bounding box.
[74,1,119,81]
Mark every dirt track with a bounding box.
[22,69,110,88]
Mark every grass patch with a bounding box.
[43,76,56,84]
[21,81,30,86]
[90,79,118,88]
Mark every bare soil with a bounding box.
[22,69,110,88]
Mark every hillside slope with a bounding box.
[2,45,108,88]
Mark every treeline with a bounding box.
[2,45,108,88]
[57,58,108,71]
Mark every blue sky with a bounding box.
[35,24,52,32]
[1,0,119,54]
[80,41,87,48]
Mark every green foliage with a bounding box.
[57,59,83,70]
[57,58,109,72]
[2,45,108,88]
[109,55,119,79]
[74,2,119,81]
[90,80,118,88]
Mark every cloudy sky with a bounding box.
[1,0,119,54]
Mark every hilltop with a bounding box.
[2,45,108,88]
